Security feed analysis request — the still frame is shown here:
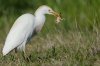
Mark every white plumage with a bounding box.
[3,14,35,55]
[2,5,59,56]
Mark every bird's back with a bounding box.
[2,13,35,56]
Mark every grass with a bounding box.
[0,0,100,66]
[0,30,100,66]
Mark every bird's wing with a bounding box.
[2,13,35,55]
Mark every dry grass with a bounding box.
[0,30,100,66]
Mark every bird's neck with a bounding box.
[34,12,46,27]
[34,9,46,20]
[35,14,45,22]
[34,14,46,32]
[34,9,46,30]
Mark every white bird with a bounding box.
[2,5,61,56]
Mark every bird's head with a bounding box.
[36,5,59,16]
[35,5,63,23]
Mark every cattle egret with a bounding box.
[2,5,62,56]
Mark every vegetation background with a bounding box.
[0,0,100,66]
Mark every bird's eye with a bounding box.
[48,9,51,12]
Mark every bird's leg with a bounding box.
[15,48,18,53]
[14,48,20,60]
[22,50,31,62]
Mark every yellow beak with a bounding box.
[51,11,60,17]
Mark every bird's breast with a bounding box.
[34,20,44,32]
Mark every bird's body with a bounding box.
[2,5,61,56]
[3,13,36,55]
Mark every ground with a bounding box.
[0,30,100,66]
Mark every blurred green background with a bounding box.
[0,0,100,41]
[0,0,100,66]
